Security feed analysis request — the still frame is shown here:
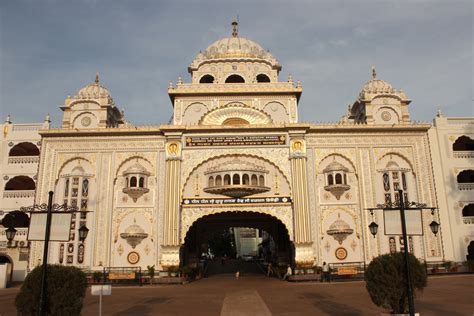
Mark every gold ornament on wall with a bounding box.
[335,247,348,260]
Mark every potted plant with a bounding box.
[442,261,452,273]
[168,265,179,277]
[365,252,427,315]
[93,271,103,283]
[147,265,155,284]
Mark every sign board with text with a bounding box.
[185,135,286,147]
[183,196,291,206]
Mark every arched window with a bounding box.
[243,174,250,185]
[462,204,474,217]
[199,74,215,83]
[225,74,245,83]
[139,177,145,188]
[256,74,270,82]
[130,176,137,188]
[4,176,36,190]
[251,175,258,186]
[208,176,215,187]
[216,175,222,186]
[9,142,40,156]
[259,175,265,186]
[233,174,240,185]
[82,179,89,197]
[1,210,30,228]
[383,173,390,191]
[335,174,343,184]
[457,170,474,183]
[224,174,231,185]
[453,136,474,151]
[328,174,334,185]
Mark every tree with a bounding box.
[15,265,87,315]
[365,252,427,314]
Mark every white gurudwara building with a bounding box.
[1,21,473,280]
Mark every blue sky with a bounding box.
[0,0,472,126]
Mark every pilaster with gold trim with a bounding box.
[161,138,182,267]
[289,136,314,265]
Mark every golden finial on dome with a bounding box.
[371,66,376,79]
[95,72,100,84]
[231,17,239,37]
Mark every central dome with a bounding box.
[189,20,281,71]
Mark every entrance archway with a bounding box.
[0,255,13,283]
[181,211,294,275]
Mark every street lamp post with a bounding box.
[19,190,89,316]
[367,189,439,316]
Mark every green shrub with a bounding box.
[15,264,87,316]
[365,252,427,314]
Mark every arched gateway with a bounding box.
[181,211,294,269]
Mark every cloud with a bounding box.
[0,0,472,125]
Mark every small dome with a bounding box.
[123,162,150,176]
[74,73,112,100]
[328,217,351,232]
[359,67,396,99]
[124,223,146,235]
[206,158,267,174]
[323,161,349,173]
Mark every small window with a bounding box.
[251,175,258,186]
[453,136,474,151]
[209,177,215,187]
[463,204,474,217]
[457,170,474,183]
[259,175,265,186]
[4,176,36,190]
[199,74,215,84]
[328,174,334,185]
[233,174,240,185]
[139,177,145,188]
[256,74,270,83]
[335,174,343,184]
[243,174,250,185]
[216,175,222,186]
[130,176,137,187]
[9,142,40,157]
[224,175,231,185]
[225,74,245,83]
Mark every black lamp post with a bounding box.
[19,191,89,316]
[367,189,439,316]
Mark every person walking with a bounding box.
[283,264,292,280]
[321,262,330,282]
[267,263,273,277]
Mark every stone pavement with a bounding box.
[0,274,472,315]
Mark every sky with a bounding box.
[0,0,472,126]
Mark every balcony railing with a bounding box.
[8,156,40,164]
[463,217,474,224]
[3,190,35,198]
[453,151,474,158]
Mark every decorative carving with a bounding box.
[335,247,347,260]
[326,213,354,245]
[127,251,140,264]
[120,220,148,249]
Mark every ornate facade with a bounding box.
[1,21,472,278]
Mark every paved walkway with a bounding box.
[0,274,472,315]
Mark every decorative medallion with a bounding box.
[81,116,92,127]
[8,142,14,147]
[335,247,348,260]
[3,175,9,181]
[381,111,391,121]
[127,251,140,264]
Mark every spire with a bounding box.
[95,72,100,84]
[231,18,238,37]
[371,66,377,79]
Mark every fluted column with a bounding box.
[161,141,182,267]
[289,138,314,265]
